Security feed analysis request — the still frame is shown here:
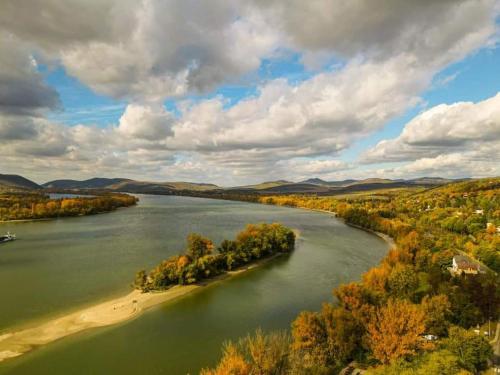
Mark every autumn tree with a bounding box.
[421,294,451,336]
[291,311,328,368]
[367,299,426,364]
[241,329,290,374]
[321,303,363,364]
[387,264,419,300]
[186,233,214,260]
[333,282,376,323]
[362,265,390,295]
[200,343,250,375]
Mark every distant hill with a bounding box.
[43,178,220,193]
[41,175,460,196]
[408,177,464,185]
[43,178,132,189]
[231,180,292,190]
[0,174,41,190]
[301,178,358,187]
[235,177,459,195]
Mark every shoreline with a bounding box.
[0,206,135,224]
[271,204,396,248]
[0,253,284,362]
[344,222,396,249]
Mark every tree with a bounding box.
[321,304,362,364]
[242,329,290,374]
[133,270,147,291]
[218,239,236,254]
[291,311,329,368]
[387,264,418,300]
[367,299,426,364]
[186,233,214,260]
[200,343,250,375]
[362,265,390,295]
[365,350,468,375]
[201,330,290,375]
[415,350,465,375]
[334,282,372,312]
[442,326,492,373]
[421,294,451,337]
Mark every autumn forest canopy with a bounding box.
[202,178,500,374]
[0,192,137,221]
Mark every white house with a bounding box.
[451,255,481,275]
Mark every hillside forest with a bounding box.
[202,178,500,374]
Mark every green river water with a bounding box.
[0,195,388,374]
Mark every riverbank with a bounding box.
[0,218,53,224]
[344,222,396,249]
[268,204,396,249]
[0,253,284,362]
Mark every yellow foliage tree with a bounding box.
[367,299,426,364]
[200,343,250,375]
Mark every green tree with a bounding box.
[133,270,147,291]
[421,294,451,337]
[387,264,419,300]
[186,233,214,260]
[442,326,492,373]
[415,350,465,375]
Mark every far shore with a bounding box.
[275,205,396,248]
[0,253,284,363]
[0,218,54,224]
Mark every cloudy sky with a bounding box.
[1,0,499,185]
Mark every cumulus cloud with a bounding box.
[0,0,281,101]
[0,0,498,183]
[250,0,497,62]
[360,93,500,179]
[118,104,174,141]
[0,35,59,115]
[362,93,500,163]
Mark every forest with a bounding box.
[202,178,499,374]
[134,223,295,291]
[0,192,138,221]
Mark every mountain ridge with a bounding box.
[41,176,466,195]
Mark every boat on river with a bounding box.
[0,232,16,243]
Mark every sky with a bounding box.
[0,0,499,186]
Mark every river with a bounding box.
[0,195,388,374]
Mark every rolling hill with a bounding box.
[43,178,220,193]
[43,178,132,189]
[0,174,41,190]
[14,174,464,196]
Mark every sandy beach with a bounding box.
[0,254,281,362]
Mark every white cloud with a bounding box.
[0,0,498,183]
[118,104,173,141]
[362,93,500,163]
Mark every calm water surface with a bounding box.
[0,195,388,374]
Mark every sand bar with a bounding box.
[0,256,279,362]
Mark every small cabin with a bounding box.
[451,255,481,275]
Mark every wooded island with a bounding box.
[134,223,296,291]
